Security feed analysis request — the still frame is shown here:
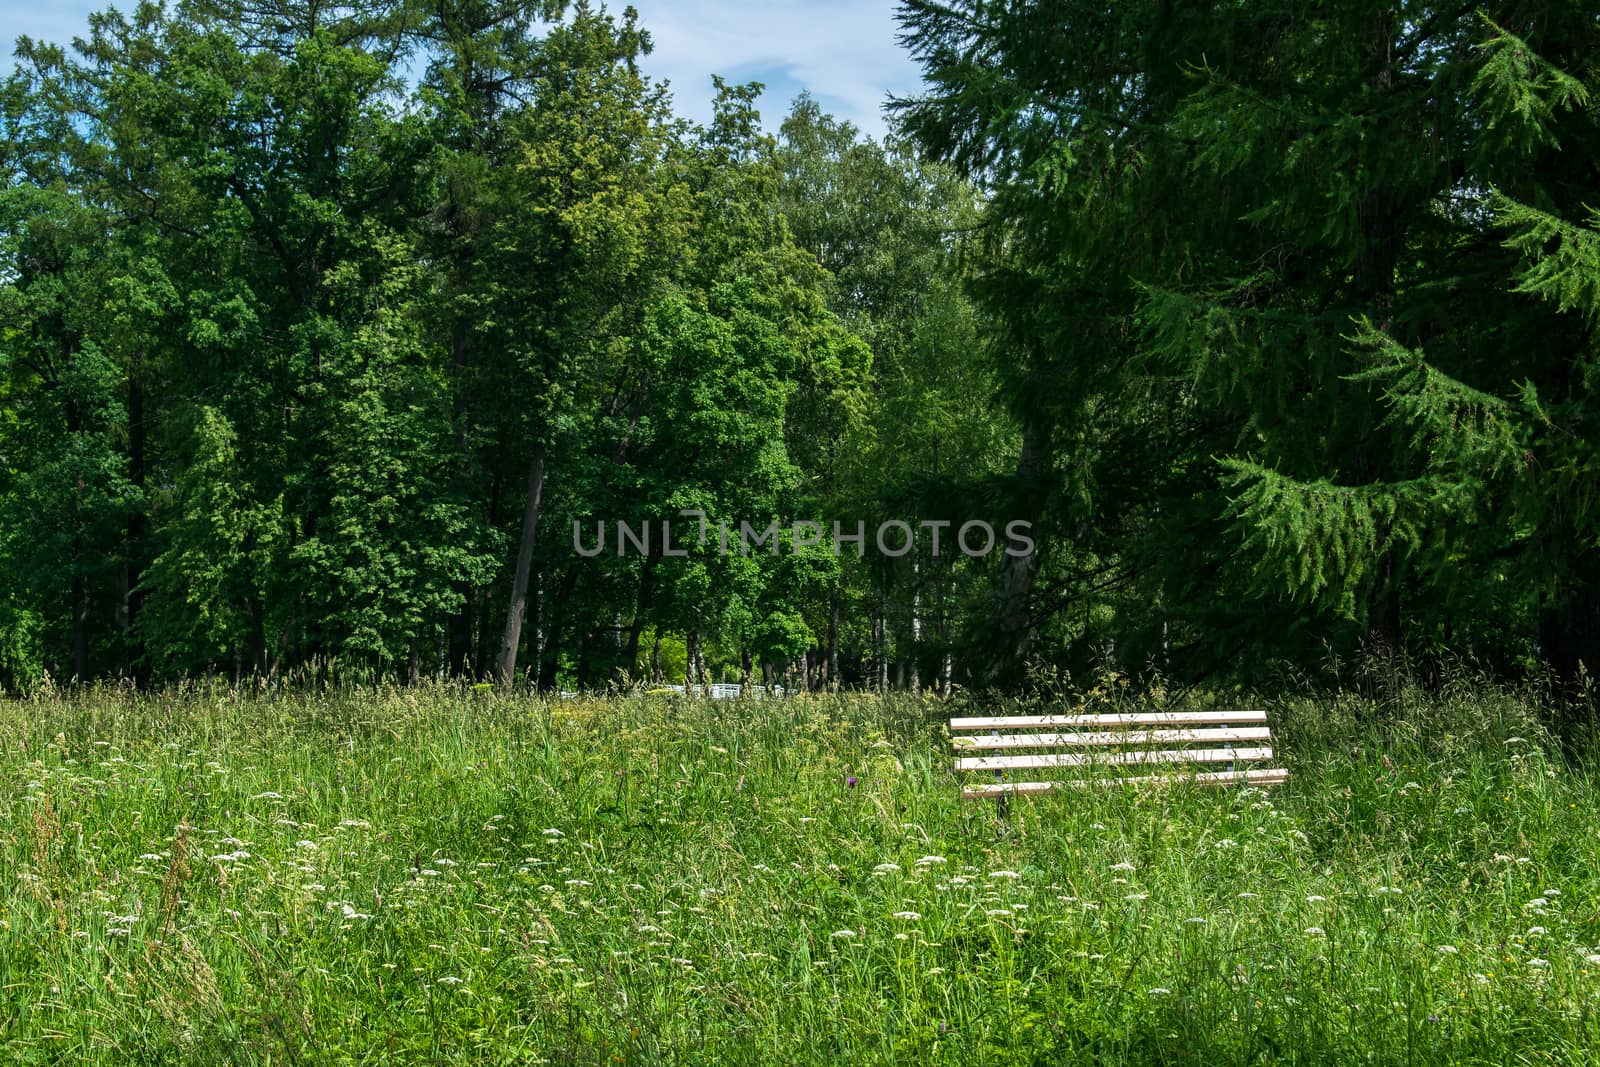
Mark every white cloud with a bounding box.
[629,0,924,139]
[1,0,925,139]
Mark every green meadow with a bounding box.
[2,684,1599,1064]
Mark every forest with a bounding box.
[2,1,1598,714]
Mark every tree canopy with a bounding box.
[2,1,1598,715]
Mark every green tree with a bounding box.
[898,0,1600,699]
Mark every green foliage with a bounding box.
[1496,196,1600,320]
[6,0,1598,702]
[1220,461,1422,616]
[899,0,1600,692]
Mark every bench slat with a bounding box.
[950,711,1267,732]
[953,727,1272,751]
[956,745,1274,773]
[961,767,1289,799]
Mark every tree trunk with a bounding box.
[67,394,89,684]
[910,557,922,694]
[122,374,147,684]
[1354,11,1405,689]
[872,599,888,694]
[991,419,1047,686]
[939,564,953,699]
[448,591,474,676]
[247,596,268,679]
[1541,551,1600,733]
[685,628,701,692]
[575,629,595,689]
[496,440,547,689]
[624,556,659,685]
[823,594,839,691]
[537,566,578,693]
[71,545,89,683]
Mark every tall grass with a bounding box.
[1,681,1598,1063]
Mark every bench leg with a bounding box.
[994,771,1009,820]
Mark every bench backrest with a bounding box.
[950,710,1287,800]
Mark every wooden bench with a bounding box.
[951,710,1287,802]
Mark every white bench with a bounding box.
[951,710,1287,801]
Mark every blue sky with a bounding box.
[0,1,926,141]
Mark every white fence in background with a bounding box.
[661,683,787,699]
[558,684,787,700]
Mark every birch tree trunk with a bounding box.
[910,556,922,694]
